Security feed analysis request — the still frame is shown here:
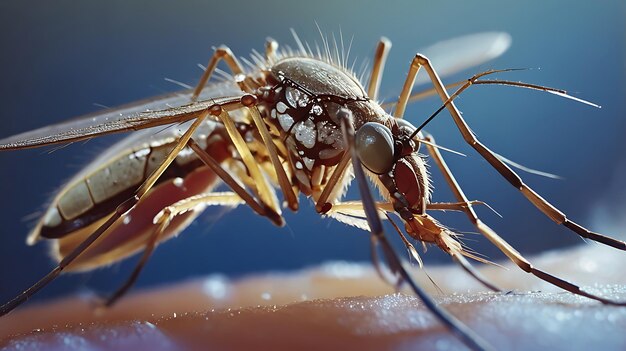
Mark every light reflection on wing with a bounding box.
[0,81,244,150]
[415,32,512,86]
[380,32,513,109]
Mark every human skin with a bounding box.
[1,244,626,351]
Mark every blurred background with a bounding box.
[0,1,624,304]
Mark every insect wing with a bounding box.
[414,31,512,86]
[0,81,243,151]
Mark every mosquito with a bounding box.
[1,30,624,351]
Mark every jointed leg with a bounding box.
[206,104,281,218]
[102,192,244,307]
[208,97,298,213]
[421,132,626,305]
[102,223,159,308]
[396,54,626,251]
[240,96,299,211]
[315,151,352,213]
[190,44,297,212]
[193,46,246,100]
[327,200,494,217]
[369,232,402,289]
[188,137,283,225]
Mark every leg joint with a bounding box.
[413,53,430,65]
[214,45,233,58]
[516,259,533,273]
[117,195,139,215]
[154,206,174,226]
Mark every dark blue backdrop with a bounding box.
[0,1,624,304]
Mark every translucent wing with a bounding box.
[0,81,244,151]
[414,32,512,86]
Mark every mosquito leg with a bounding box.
[452,253,501,292]
[0,113,210,316]
[188,138,283,225]
[194,43,298,211]
[193,46,246,100]
[193,96,302,221]
[367,38,392,100]
[195,47,297,213]
[369,233,400,288]
[102,192,243,307]
[102,224,158,308]
[209,97,300,216]
[396,53,626,251]
[240,95,299,211]
[337,107,493,351]
[314,151,352,214]
[380,80,465,110]
[421,132,626,305]
[325,200,496,218]
[206,104,283,218]
[477,213,626,305]
[427,201,497,213]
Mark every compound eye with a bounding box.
[355,122,395,174]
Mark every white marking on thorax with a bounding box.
[293,119,316,148]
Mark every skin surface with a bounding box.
[1,244,626,351]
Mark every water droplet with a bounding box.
[173,177,184,187]
[311,104,323,115]
[298,95,309,107]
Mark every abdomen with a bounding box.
[30,122,229,271]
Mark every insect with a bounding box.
[1,30,625,350]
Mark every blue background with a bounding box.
[0,1,624,304]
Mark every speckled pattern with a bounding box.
[3,245,626,351]
[3,289,626,351]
